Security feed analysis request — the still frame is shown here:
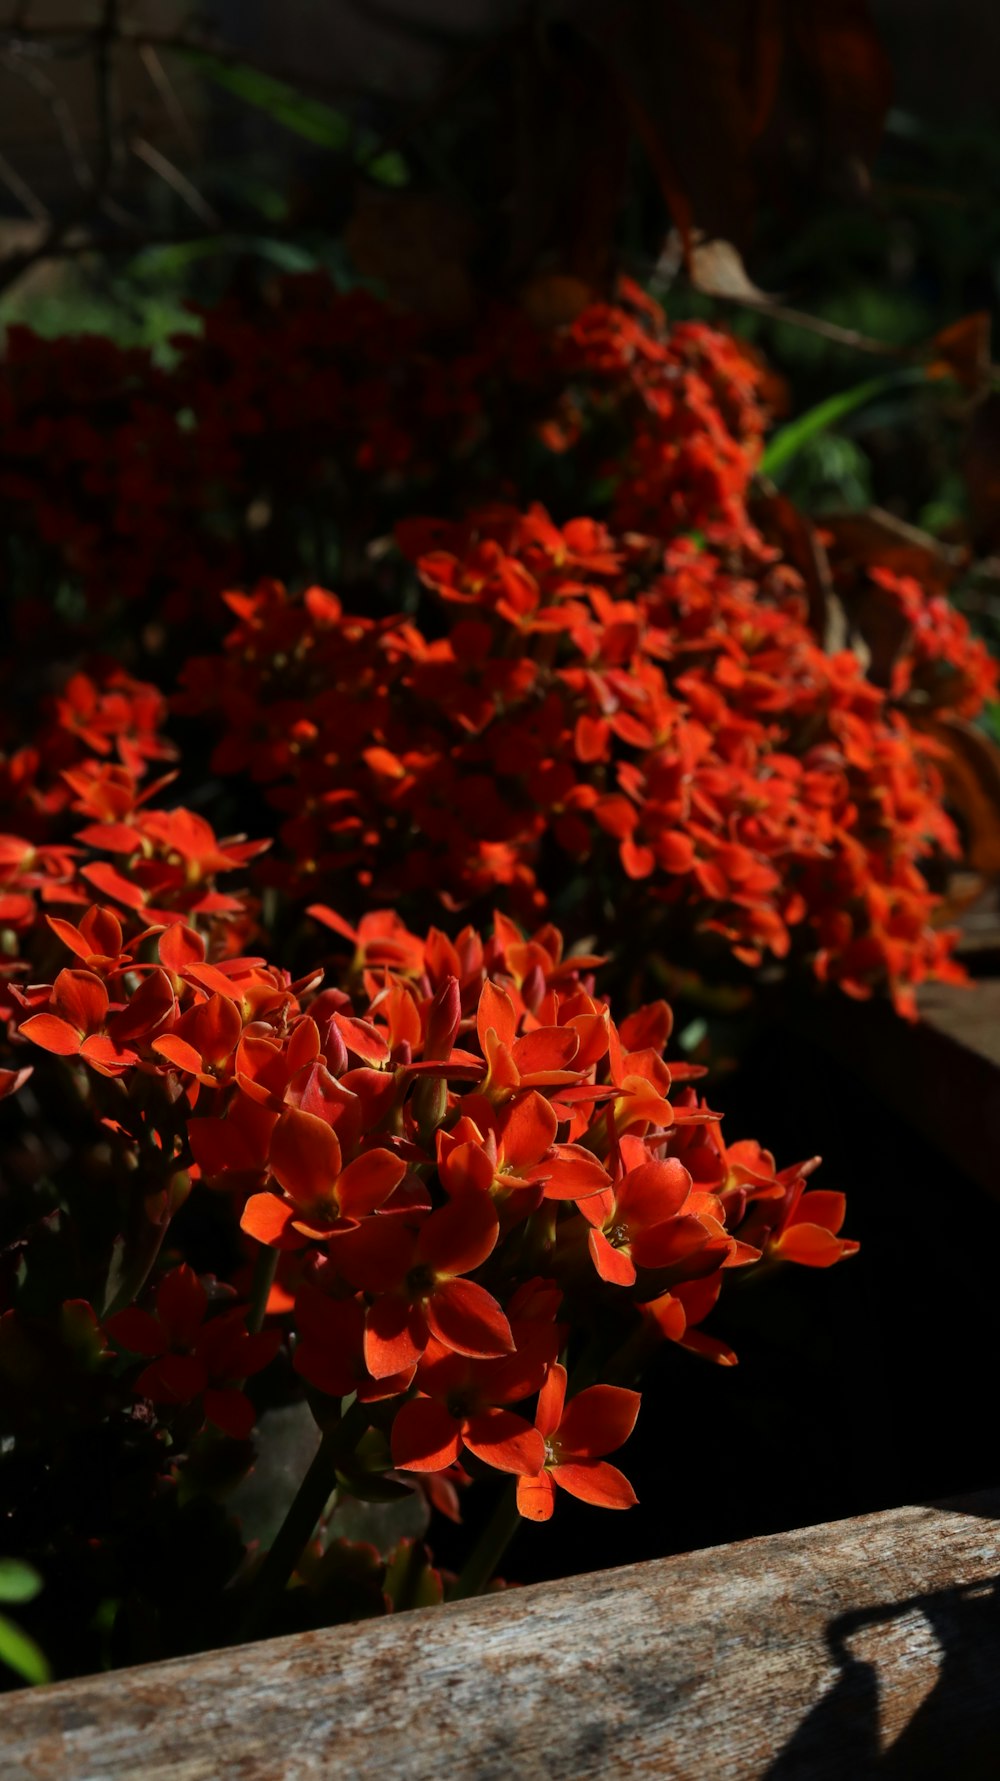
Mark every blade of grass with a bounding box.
[760,367,926,479]
[176,49,407,187]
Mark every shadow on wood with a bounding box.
[4,1491,1000,1779]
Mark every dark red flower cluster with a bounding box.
[0,277,770,633]
[0,664,175,847]
[178,498,982,1012]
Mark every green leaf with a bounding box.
[174,51,408,187]
[0,1560,42,1605]
[760,369,924,479]
[0,1614,50,1686]
[177,51,352,152]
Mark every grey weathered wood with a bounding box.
[5,1491,1000,1779]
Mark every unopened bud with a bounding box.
[424,975,460,1060]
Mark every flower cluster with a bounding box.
[0,278,769,634]
[0,747,851,1520]
[1,268,993,1670]
[5,778,854,1525]
[179,503,979,1013]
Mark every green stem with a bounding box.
[246,1245,279,1334]
[452,1481,520,1602]
[102,1210,171,1319]
[238,1400,369,1641]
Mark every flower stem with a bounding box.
[245,1244,279,1334]
[238,1401,368,1641]
[452,1480,520,1602]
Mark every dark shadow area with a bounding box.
[766,1570,1000,1778]
[433,1008,1000,1583]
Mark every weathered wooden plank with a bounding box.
[5,1491,1000,1779]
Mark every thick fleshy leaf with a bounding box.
[516,1470,557,1521]
[464,1409,546,1475]
[335,1148,406,1218]
[556,1384,640,1460]
[418,1193,499,1278]
[588,1226,636,1287]
[269,1107,342,1209]
[425,1278,513,1359]
[391,1397,463,1472]
[551,1459,637,1510]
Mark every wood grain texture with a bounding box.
[5,1491,1000,1780]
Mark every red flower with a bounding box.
[20,968,120,1064]
[391,1327,560,1477]
[578,1139,697,1285]
[515,1364,640,1520]
[334,1193,513,1378]
[106,1264,280,1439]
[240,1106,407,1249]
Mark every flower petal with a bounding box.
[588,1226,636,1287]
[20,1013,82,1056]
[240,1192,305,1251]
[617,1157,691,1228]
[269,1107,342,1209]
[391,1397,462,1472]
[425,1278,513,1359]
[464,1409,546,1475]
[365,1295,427,1378]
[556,1383,640,1459]
[203,1387,255,1440]
[336,1148,407,1218]
[516,1470,557,1521]
[476,979,517,1054]
[551,1459,637,1509]
[418,1193,498,1278]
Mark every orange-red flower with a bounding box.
[515,1364,640,1520]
